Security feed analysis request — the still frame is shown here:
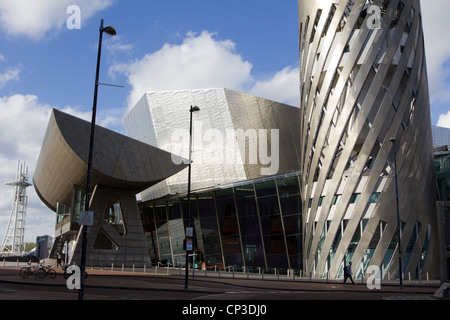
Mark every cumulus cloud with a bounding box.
[0,0,113,40]
[0,65,22,89]
[249,66,300,107]
[0,94,91,241]
[437,110,450,128]
[110,31,254,110]
[421,1,450,104]
[110,30,301,111]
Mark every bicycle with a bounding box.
[35,263,57,279]
[19,262,36,279]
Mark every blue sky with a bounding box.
[0,0,449,242]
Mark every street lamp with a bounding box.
[389,137,403,289]
[185,105,200,289]
[79,19,116,300]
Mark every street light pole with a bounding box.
[185,105,200,290]
[79,19,116,300]
[390,137,403,289]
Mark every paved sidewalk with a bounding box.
[0,265,441,299]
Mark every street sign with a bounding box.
[186,239,193,251]
[186,227,193,237]
[79,211,94,226]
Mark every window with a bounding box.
[104,196,126,236]
[369,193,380,203]
[349,193,360,204]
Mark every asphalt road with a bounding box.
[0,266,446,318]
[0,266,440,300]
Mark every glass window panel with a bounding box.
[216,188,242,266]
[166,199,182,220]
[154,203,167,222]
[156,220,169,238]
[349,193,360,203]
[276,176,301,196]
[283,214,301,236]
[280,194,301,216]
[204,253,223,268]
[255,180,277,197]
[141,205,157,261]
[169,218,185,256]
[369,192,381,203]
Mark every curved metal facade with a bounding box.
[125,88,301,201]
[299,0,439,279]
[34,109,187,267]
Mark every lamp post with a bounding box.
[185,105,200,290]
[79,19,116,300]
[389,137,403,289]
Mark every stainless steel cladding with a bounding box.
[125,88,301,201]
[298,0,439,280]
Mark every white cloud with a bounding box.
[0,0,113,40]
[421,1,450,104]
[249,66,300,107]
[0,94,91,242]
[437,110,450,128]
[0,65,22,89]
[110,31,254,110]
[111,30,301,111]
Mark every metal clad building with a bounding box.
[298,0,439,279]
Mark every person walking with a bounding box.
[343,261,356,285]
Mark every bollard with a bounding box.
[111,263,114,272]
[133,264,135,273]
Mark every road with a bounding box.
[0,267,439,301]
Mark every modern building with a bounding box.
[33,109,187,267]
[125,88,302,270]
[432,125,450,149]
[298,0,440,280]
[125,88,301,201]
[33,0,445,281]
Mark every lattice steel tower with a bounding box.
[1,161,32,256]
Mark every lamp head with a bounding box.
[389,137,396,143]
[191,105,200,112]
[103,25,117,36]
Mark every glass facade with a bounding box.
[138,173,302,271]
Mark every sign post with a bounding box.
[79,211,94,226]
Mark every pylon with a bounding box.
[0,161,32,256]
